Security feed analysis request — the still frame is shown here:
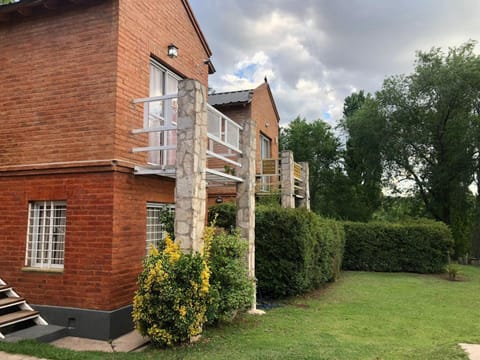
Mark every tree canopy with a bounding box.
[282,41,480,256]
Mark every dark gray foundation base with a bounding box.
[32,304,134,340]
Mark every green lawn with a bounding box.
[2,266,480,360]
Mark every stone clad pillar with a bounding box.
[280,150,295,208]
[236,117,260,312]
[298,161,310,210]
[175,79,208,253]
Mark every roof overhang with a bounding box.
[181,0,215,74]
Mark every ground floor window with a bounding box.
[25,201,67,269]
[146,202,175,253]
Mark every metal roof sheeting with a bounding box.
[208,89,253,106]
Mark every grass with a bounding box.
[1,266,480,360]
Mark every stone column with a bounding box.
[280,150,295,208]
[175,79,208,253]
[298,161,310,210]
[236,117,260,313]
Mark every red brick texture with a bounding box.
[114,0,211,166]
[207,82,280,205]
[251,82,280,173]
[0,170,174,311]
[0,0,210,311]
[0,1,118,167]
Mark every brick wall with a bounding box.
[114,0,211,166]
[251,82,280,171]
[0,0,211,311]
[0,1,118,167]
[0,172,115,309]
[110,171,175,309]
[206,82,280,204]
[0,0,211,169]
[0,170,174,310]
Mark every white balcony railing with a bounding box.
[132,94,178,174]
[206,104,243,182]
[131,95,243,183]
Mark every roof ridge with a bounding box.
[209,89,254,95]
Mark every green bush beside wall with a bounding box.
[342,221,454,273]
[209,204,345,299]
[256,207,345,299]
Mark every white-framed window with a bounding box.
[260,133,271,160]
[260,133,272,192]
[146,202,175,253]
[148,59,181,166]
[25,201,67,269]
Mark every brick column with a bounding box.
[175,79,208,252]
[280,150,295,208]
[236,117,261,313]
[298,161,310,210]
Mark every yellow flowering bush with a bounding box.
[132,234,210,347]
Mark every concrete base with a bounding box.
[460,343,480,360]
[32,304,133,340]
[51,330,149,353]
[3,325,66,343]
[247,308,266,315]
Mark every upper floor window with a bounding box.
[260,133,271,159]
[25,201,67,269]
[148,60,181,167]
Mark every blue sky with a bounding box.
[190,0,480,127]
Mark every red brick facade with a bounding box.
[207,82,280,206]
[0,0,210,314]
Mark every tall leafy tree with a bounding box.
[341,91,385,221]
[377,41,480,255]
[280,117,342,215]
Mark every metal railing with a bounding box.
[206,104,243,182]
[132,94,178,171]
[130,95,244,182]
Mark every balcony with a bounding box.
[255,151,310,209]
[256,158,306,198]
[131,93,244,184]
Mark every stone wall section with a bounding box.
[175,80,208,252]
[280,150,295,208]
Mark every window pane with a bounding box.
[26,201,66,269]
[146,203,175,254]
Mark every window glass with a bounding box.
[26,201,66,269]
[146,203,175,253]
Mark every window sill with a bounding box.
[21,267,64,274]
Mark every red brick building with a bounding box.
[0,0,215,339]
[207,80,281,205]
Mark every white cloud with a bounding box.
[190,0,480,127]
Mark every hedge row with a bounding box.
[342,221,454,273]
[256,207,345,299]
[209,204,345,299]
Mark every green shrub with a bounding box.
[255,206,345,299]
[205,229,253,324]
[133,236,210,347]
[209,204,345,300]
[342,221,454,273]
[208,202,236,231]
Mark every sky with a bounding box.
[189,0,480,127]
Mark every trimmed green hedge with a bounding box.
[209,204,345,299]
[256,207,345,299]
[342,221,454,273]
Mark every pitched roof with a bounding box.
[208,89,254,106]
